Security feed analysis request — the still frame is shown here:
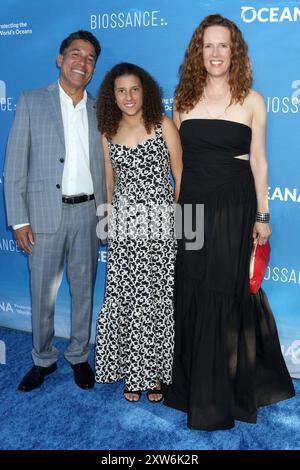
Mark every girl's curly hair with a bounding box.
[175,14,252,112]
[96,62,163,139]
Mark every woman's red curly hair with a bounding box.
[175,14,252,112]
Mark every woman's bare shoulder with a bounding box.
[247,89,265,105]
[162,115,178,131]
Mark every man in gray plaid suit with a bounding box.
[4,30,106,391]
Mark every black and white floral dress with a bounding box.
[95,124,175,391]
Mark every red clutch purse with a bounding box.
[249,240,271,294]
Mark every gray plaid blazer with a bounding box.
[4,81,106,233]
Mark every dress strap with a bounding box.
[154,123,163,139]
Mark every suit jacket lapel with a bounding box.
[86,94,97,166]
[47,82,65,149]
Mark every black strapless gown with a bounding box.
[164,119,295,431]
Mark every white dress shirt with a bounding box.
[59,82,94,196]
[13,82,94,230]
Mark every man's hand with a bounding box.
[13,225,35,254]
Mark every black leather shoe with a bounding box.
[17,363,57,392]
[71,362,95,389]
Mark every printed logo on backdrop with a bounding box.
[91,9,168,30]
[98,245,107,264]
[0,301,14,313]
[163,97,174,114]
[0,237,23,253]
[283,340,300,365]
[0,21,33,37]
[0,300,31,316]
[241,6,300,23]
[267,80,300,114]
[264,265,300,285]
[268,186,300,203]
[0,80,16,112]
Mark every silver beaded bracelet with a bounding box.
[255,211,270,223]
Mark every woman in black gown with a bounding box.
[164,14,295,431]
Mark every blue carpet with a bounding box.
[0,327,299,450]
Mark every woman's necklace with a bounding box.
[203,89,231,120]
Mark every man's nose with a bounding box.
[78,55,87,66]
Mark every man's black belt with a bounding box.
[62,194,95,204]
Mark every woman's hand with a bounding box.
[253,222,271,245]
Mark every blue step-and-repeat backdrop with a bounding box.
[0,0,299,377]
